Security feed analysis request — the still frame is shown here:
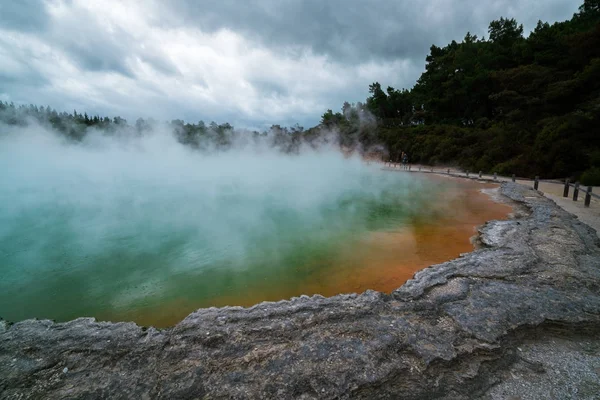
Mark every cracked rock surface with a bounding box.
[1,183,599,399]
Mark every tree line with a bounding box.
[321,0,600,184]
[0,101,340,154]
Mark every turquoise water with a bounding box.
[0,129,445,326]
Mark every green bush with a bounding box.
[474,155,493,173]
[493,156,532,177]
[580,167,600,186]
[589,150,600,166]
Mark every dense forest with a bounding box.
[1,0,599,183]
[322,0,600,184]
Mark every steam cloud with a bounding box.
[0,121,438,324]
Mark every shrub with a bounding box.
[580,167,600,186]
[493,156,532,177]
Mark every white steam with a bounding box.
[0,121,434,323]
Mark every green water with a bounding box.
[0,131,445,326]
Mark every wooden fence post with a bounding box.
[534,176,539,190]
[585,186,592,207]
[563,178,570,197]
[573,183,580,201]
[512,174,516,182]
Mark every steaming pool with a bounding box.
[0,132,511,327]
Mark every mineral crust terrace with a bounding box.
[1,183,600,399]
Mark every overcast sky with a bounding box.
[0,0,580,129]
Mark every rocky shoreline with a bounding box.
[2,182,600,399]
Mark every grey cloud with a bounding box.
[0,1,135,79]
[58,22,180,80]
[0,71,48,88]
[139,53,181,77]
[250,79,290,98]
[65,44,134,78]
[0,0,50,32]
[167,0,580,63]
[50,17,135,78]
[0,36,49,89]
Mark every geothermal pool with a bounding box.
[0,130,511,327]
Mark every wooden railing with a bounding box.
[561,179,599,207]
[382,162,598,208]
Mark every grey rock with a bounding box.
[1,183,599,399]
